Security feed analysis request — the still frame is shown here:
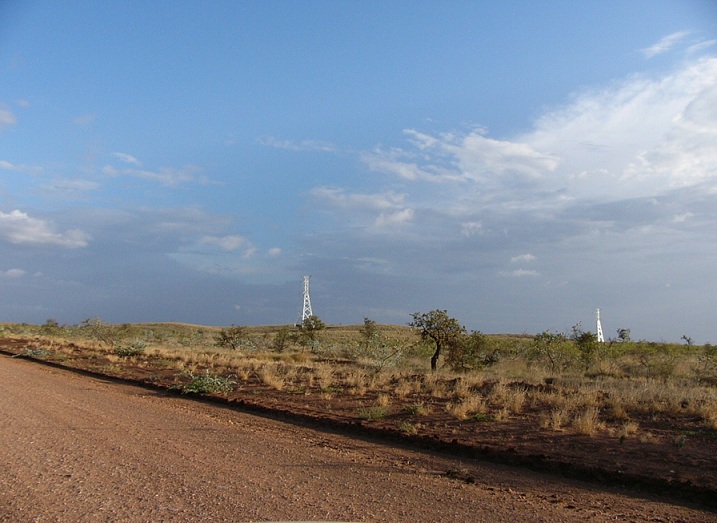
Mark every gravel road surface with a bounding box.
[1,355,713,522]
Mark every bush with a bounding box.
[446,331,499,373]
[181,370,235,394]
[115,341,146,357]
[214,325,252,350]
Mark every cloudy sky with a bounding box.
[1,1,716,342]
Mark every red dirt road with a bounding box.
[1,355,713,522]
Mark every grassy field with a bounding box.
[2,318,716,435]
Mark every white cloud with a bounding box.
[366,56,717,212]
[200,235,247,251]
[112,152,142,166]
[500,269,539,278]
[511,254,536,263]
[0,210,90,248]
[258,136,336,152]
[1,268,26,278]
[374,208,414,228]
[641,31,690,58]
[44,178,99,193]
[103,164,200,186]
[0,107,17,130]
[310,187,406,211]
[0,160,43,175]
[362,145,463,183]
[460,221,483,237]
[268,247,282,257]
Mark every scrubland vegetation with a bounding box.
[2,313,716,444]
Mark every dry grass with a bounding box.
[6,321,717,445]
[447,395,487,420]
[258,365,286,390]
[571,407,604,436]
[540,408,571,431]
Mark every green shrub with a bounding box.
[181,370,235,394]
[115,341,146,357]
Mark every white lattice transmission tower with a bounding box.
[300,275,313,323]
[596,308,605,343]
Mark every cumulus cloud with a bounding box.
[364,56,717,212]
[362,145,463,183]
[0,210,90,247]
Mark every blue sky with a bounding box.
[1,1,716,342]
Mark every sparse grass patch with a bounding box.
[399,421,418,435]
[375,393,390,407]
[572,407,604,435]
[447,395,486,420]
[617,420,639,440]
[258,365,286,390]
[357,405,389,421]
[402,402,430,416]
[540,407,571,431]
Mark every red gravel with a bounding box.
[1,354,715,522]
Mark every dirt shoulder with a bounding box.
[1,336,716,514]
[2,354,716,523]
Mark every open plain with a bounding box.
[1,352,715,522]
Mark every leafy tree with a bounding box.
[271,325,292,352]
[571,323,601,372]
[616,328,631,342]
[296,315,326,350]
[409,310,465,371]
[530,330,573,373]
[359,317,380,347]
[81,316,120,347]
[446,330,498,373]
[214,325,250,350]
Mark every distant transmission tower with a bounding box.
[300,275,313,323]
[596,308,605,343]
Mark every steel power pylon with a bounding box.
[300,275,313,323]
[596,308,605,343]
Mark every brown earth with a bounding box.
[1,339,716,521]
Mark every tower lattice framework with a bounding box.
[596,308,604,343]
[301,275,313,323]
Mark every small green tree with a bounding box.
[571,323,600,372]
[616,328,631,342]
[296,315,326,351]
[81,316,120,347]
[214,325,250,350]
[359,317,380,347]
[530,330,574,373]
[445,330,497,373]
[409,310,465,371]
[271,325,292,352]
